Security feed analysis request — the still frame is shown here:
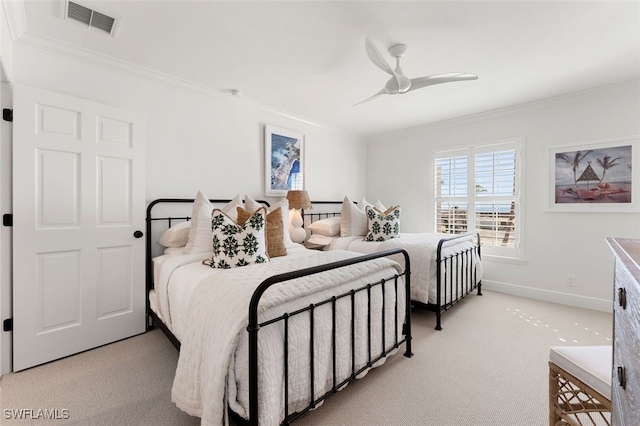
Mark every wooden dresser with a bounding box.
[606,238,640,425]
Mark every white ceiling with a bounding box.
[17,0,640,137]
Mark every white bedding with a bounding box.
[326,232,482,304]
[151,246,407,426]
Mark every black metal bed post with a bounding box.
[145,198,196,329]
[403,251,413,358]
[435,238,445,331]
[246,248,412,425]
[145,198,164,330]
[476,232,483,295]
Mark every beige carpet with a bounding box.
[0,290,612,425]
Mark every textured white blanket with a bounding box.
[170,249,406,426]
[329,233,482,304]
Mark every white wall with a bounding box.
[0,0,15,81]
[0,44,368,374]
[12,46,368,204]
[367,79,640,311]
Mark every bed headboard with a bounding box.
[302,200,343,228]
[145,198,271,296]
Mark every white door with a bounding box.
[12,84,146,371]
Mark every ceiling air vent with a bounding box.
[65,1,118,36]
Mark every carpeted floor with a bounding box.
[0,290,612,425]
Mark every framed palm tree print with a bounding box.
[547,135,638,212]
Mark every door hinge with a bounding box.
[2,108,12,122]
[2,214,12,226]
[3,318,12,332]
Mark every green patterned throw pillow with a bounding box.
[364,205,400,242]
[210,207,269,268]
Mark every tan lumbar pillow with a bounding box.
[237,206,287,258]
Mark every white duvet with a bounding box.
[152,247,407,426]
[328,232,482,304]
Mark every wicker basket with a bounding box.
[549,361,611,426]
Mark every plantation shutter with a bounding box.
[474,146,518,250]
[434,152,469,234]
[433,140,522,260]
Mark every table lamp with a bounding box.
[286,190,312,243]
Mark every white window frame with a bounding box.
[432,139,525,263]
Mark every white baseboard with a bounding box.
[481,280,613,313]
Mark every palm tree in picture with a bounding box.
[557,150,592,187]
[596,154,621,183]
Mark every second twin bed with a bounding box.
[304,199,483,330]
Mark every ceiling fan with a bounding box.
[356,36,478,105]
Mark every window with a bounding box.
[434,140,523,260]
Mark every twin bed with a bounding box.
[304,200,483,330]
[145,195,482,425]
[146,196,412,425]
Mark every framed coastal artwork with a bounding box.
[547,135,639,212]
[264,125,304,196]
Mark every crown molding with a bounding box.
[2,0,27,42]
[13,30,364,141]
[372,78,640,140]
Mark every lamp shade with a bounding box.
[286,190,312,210]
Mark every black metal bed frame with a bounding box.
[303,200,482,330]
[145,198,413,425]
[419,232,482,330]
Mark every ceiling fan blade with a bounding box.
[408,73,478,92]
[394,64,412,93]
[354,87,389,106]
[365,36,395,76]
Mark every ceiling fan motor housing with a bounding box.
[388,44,407,58]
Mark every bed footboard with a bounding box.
[302,201,483,331]
[432,232,482,330]
[246,248,412,425]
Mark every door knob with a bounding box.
[133,230,143,238]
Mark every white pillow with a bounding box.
[244,195,295,248]
[184,191,242,254]
[360,197,372,207]
[308,217,341,237]
[340,196,372,237]
[307,234,334,246]
[374,200,387,211]
[244,195,267,213]
[163,246,185,256]
[158,221,191,247]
